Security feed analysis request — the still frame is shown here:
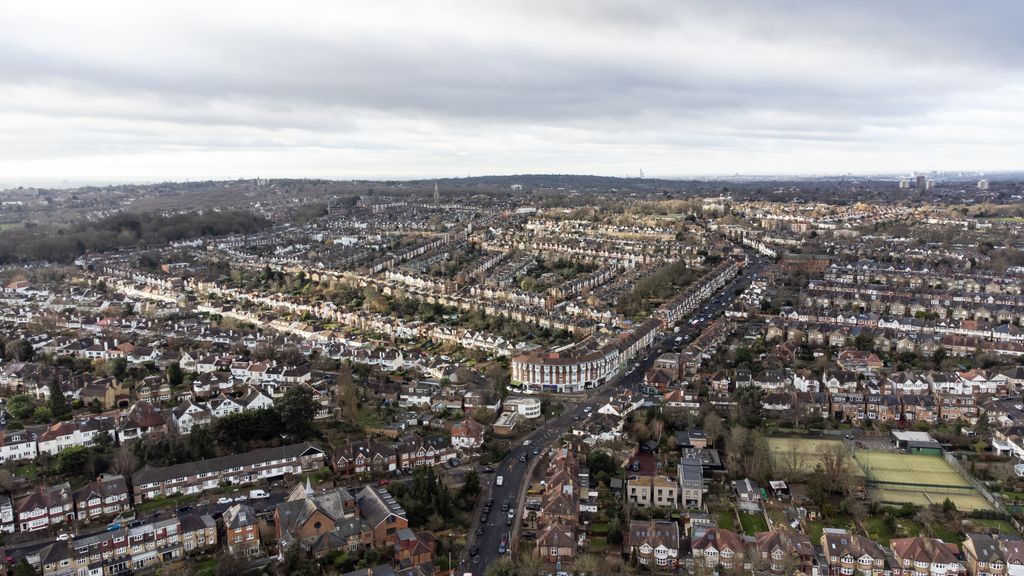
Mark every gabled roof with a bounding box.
[357,485,407,527]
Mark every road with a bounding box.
[460,254,767,574]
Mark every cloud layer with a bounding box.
[1,0,1022,182]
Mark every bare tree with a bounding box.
[0,469,15,493]
[703,411,724,447]
[747,430,773,484]
[778,441,805,482]
[574,553,601,576]
[817,445,852,496]
[517,549,542,575]
[335,363,358,422]
[112,444,138,477]
[725,426,750,477]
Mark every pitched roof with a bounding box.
[357,485,407,527]
[133,442,324,486]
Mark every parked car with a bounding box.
[233,495,248,502]
[216,497,233,505]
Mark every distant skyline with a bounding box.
[1,1,1022,182]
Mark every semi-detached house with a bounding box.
[0,429,38,463]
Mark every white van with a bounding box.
[496,476,504,486]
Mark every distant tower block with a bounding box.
[899,179,910,189]
[434,182,439,202]
[915,175,926,189]
[925,179,935,190]
[977,179,990,190]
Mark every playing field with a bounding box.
[854,451,969,488]
[855,450,993,511]
[767,437,864,477]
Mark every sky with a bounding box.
[1,0,1022,184]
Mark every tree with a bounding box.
[818,445,852,496]
[278,386,317,439]
[166,362,184,388]
[112,443,138,477]
[734,386,764,428]
[48,377,72,421]
[5,339,34,362]
[746,430,773,483]
[459,469,480,504]
[777,440,805,482]
[517,550,543,575]
[55,446,90,476]
[725,426,750,477]
[336,364,358,422]
[575,554,601,576]
[12,559,36,576]
[702,411,724,447]
[279,542,318,576]
[485,559,519,576]
[104,357,128,379]
[188,425,215,460]
[93,430,114,452]
[0,469,16,493]
[6,394,35,420]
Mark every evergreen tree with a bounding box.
[48,376,71,421]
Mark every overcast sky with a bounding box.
[1,1,1022,184]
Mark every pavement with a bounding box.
[458,253,767,574]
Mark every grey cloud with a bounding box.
[0,0,1021,179]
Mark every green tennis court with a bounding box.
[855,451,969,488]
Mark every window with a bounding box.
[314,521,322,530]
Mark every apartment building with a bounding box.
[132,442,326,502]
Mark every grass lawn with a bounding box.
[930,523,962,543]
[355,408,390,428]
[864,516,896,545]
[587,537,608,553]
[14,463,39,482]
[714,508,736,531]
[966,518,1019,535]
[738,511,768,534]
[804,520,826,543]
[766,508,788,529]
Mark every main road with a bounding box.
[459,254,767,575]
